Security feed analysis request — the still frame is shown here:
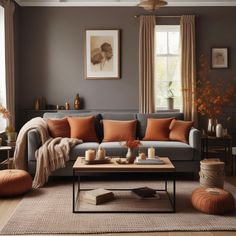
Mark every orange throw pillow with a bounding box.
[143,118,173,141]
[169,119,194,143]
[67,116,98,142]
[47,118,70,138]
[103,120,137,142]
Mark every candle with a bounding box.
[85,150,96,161]
[97,147,106,160]
[148,147,155,159]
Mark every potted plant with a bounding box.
[167,81,174,110]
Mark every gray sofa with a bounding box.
[27,111,201,175]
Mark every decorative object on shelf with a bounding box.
[167,81,174,110]
[138,0,168,11]
[211,48,228,69]
[195,55,236,134]
[85,30,120,79]
[216,123,223,138]
[34,98,40,111]
[41,97,47,110]
[96,147,106,160]
[65,102,70,110]
[207,118,218,136]
[74,94,80,110]
[121,139,141,164]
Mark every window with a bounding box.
[0,6,6,132]
[155,25,182,110]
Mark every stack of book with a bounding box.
[82,188,114,205]
[132,187,160,199]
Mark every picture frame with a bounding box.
[211,48,228,69]
[85,29,120,79]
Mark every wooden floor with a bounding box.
[0,177,235,236]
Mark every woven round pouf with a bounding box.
[191,187,235,215]
[199,159,225,188]
[0,169,32,197]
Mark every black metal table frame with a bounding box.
[72,170,176,213]
[201,136,233,175]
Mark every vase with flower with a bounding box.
[195,55,236,136]
[0,104,17,142]
[121,139,141,163]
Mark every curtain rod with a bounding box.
[134,15,199,18]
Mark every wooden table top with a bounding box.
[73,157,175,173]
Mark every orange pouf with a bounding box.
[191,187,235,215]
[0,169,32,197]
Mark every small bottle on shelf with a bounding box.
[74,94,80,110]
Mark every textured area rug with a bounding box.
[1,180,236,234]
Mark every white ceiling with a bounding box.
[14,0,236,7]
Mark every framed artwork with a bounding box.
[85,29,120,79]
[211,48,228,69]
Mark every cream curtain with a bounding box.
[0,0,15,128]
[180,15,197,123]
[139,15,156,114]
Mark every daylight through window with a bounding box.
[155,25,182,111]
[0,6,6,132]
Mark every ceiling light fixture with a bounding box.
[138,0,168,11]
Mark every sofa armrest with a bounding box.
[27,129,42,161]
[189,128,201,151]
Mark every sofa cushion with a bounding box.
[100,113,137,121]
[47,118,70,138]
[43,112,103,141]
[143,118,173,141]
[67,116,99,142]
[140,141,194,161]
[102,120,137,142]
[69,142,100,160]
[169,120,194,143]
[137,113,184,139]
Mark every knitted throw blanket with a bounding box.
[14,117,49,170]
[33,137,81,188]
[14,117,82,188]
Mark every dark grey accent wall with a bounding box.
[17,7,142,110]
[16,6,236,132]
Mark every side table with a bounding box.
[201,135,232,175]
[0,146,14,169]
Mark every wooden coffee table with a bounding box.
[72,157,176,213]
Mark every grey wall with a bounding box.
[15,6,236,131]
[17,7,142,111]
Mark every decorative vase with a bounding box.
[216,124,223,138]
[126,148,135,164]
[207,118,218,136]
[167,97,174,110]
[74,94,80,110]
